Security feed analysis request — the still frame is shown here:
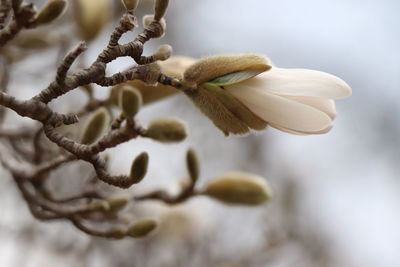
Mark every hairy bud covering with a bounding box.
[32,0,66,26]
[80,108,110,145]
[127,219,158,238]
[130,152,149,184]
[204,172,272,205]
[146,118,186,143]
[119,86,142,118]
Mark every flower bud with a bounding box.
[80,108,110,145]
[130,152,149,184]
[204,172,273,205]
[32,0,66,26]
[119,85,142,118]
[183,54,271,87]
[186,148,199,183]
[153,44,172,61]
[126,219,158,238]
[153,0,169,21]
[121,0,139,11]
[106,195,130,213]
[146,118,186,143]
[88,200,110,212]
[143,15,166,38]
[73,0,111,41]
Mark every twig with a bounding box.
[0,0,10,32]
[71,217,126,239]
[0,4,35,47]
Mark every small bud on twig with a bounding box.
[126,219,157,238]
[143,15,166,38]
[119,85,142,118]
[146,118,186,143]
[186,148,199,183]
[80,108,110,145]
[153,0,169,21]
[121,0,139,11]
[73,0,111,41]
[106,195,130,213]
[130,152,149,184]
[31,0,67,26]
[153,44,172,61]
[204,172,273,205]
[88,200,110,212]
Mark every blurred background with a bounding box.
[0,0,399,266]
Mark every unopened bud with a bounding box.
[126,219,158,238]
[143,15,166,38]
[153,44,172,61]
[106,195,130,213]
[130,152,149,184]
[204,172,273,205]
[146,118,186,143]
[88,200,110,212]
[108,86,122,106]
[186,148,199,183]
[119,86,142,117]
[153,0,169,21]
[73,0,111,41]
[80,107,110,145]
[121,0,139,11]
[32,0,66,26]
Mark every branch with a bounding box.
[71,218,126,239]
[56,41,87,85]
[0,0,11,30]
[0,4,35,47]
[33,12,168,104]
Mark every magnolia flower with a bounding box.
[182,54,352,135]
[225,67,352,135]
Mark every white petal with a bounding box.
[270,123,333,135]
[269,124,308,135]
[232,67,352,99]
[282,96,336,120]
[227,84,332,132]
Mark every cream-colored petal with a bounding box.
[234,67,352,99]
[269,124,308,135]
[227,84,332,132]
[270,123,333,135]
[282,96,337,120]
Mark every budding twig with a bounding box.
[0,3,35,46]
[56,42,88,85]
[0,0,209,239]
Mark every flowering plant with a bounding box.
[0,0,351,239]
